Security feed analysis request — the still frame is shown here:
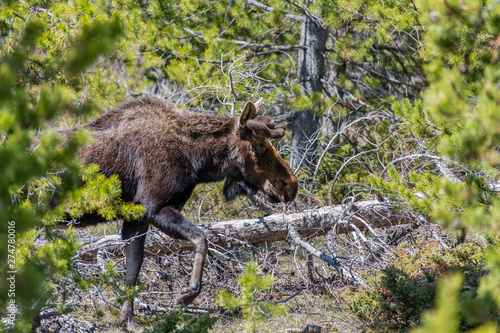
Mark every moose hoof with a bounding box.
[175,287,201,306]
[120,299,134,325]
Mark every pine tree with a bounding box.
[370,0,500,330]
[0,2,142,330]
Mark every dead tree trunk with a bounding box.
[290,2,327,170]
[77,200,415,261]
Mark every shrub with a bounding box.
[345,242,494,331]
[217,261,286,333]
[145,307,217,333]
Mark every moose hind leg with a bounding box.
[119,220,149,324]
[148,206,208,306]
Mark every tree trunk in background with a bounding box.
[290,7,327,170]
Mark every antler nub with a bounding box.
[254,98,264,113]
[247,119,286,139]
[238,99,285,139]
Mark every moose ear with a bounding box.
[238,98,263,128]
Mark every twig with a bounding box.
[349,61,424,90]
[228,71,238,116]
[288,225,343,272]
[248,193,275,214]
[283,0,325,29]
[415,213,448,248]
[275,288,304,304]
[244,0,304,22]
[182,27,305,52]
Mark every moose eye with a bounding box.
[254,143,266,153]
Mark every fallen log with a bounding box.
[77,200,415,261]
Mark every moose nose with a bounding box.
[283,188,295,203]
[283,179,298,203]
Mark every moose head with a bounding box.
[223,99,298,205]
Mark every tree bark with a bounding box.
[290,3,327,170]
[77,200,415,261]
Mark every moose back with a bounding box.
[70,96,298,323]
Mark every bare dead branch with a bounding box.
[288,224,341,270]
[76,200,415,261]
[244,0,304,22]
[349,61,424,90]
[288,225,360,283]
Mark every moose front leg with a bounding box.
[120,220,149,324]
[176,233,208,305]
[148,206,208,306]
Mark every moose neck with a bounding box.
[187,117,239,184]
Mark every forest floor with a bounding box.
[38,221,474,333]
[37,184,487,332]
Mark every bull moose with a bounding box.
[70,96,298,323]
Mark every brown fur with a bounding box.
[73,96,298,323]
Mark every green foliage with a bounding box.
[0,1,149,331]
[369,2,500,329]
[217,261,286,333]
[65,18,123,77]
[413,273,498,333]
[412,273,464,333]
[145,307,217,333]
[417,0,500,166]
[64,164,145,222]
[289,93,336,115]
[345,242,497,331]
[391,99,438,141]
[363,6,500,333]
